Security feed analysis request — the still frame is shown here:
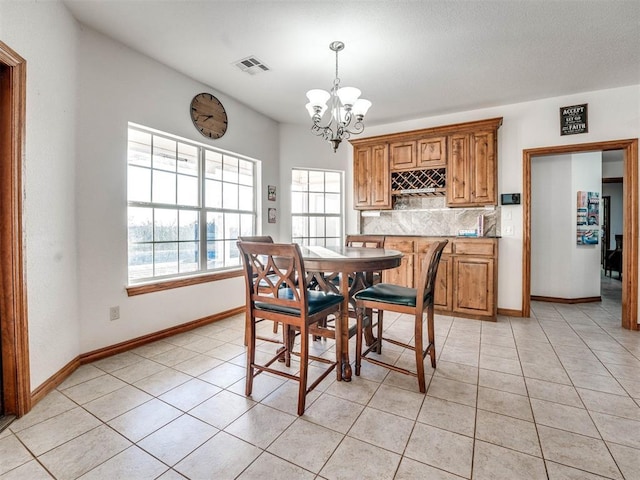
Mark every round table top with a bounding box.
[299,245,403,272]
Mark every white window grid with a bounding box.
[127,125,257,283]
[291,168,343,247]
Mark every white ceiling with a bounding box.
[62,0,640,127]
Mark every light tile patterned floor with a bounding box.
[1,276,639,479]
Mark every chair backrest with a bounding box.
[614,234,623,250]
[237,241,308,314]
[345,234,385,248]
[416,240,448,310]
[238,235,274,243]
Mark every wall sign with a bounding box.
[560,103,588,136]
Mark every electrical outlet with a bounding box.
[109,306,120,321]
[504,226,514,236]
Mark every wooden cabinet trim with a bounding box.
[350,117,503,147]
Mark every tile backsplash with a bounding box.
[361,196,501,236]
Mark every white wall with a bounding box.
[75,27,280,353]
[603,183,624,251]
[0,1,81,389]
[531,155,573,297]
[602,157,624,252]
[569,152,603,297]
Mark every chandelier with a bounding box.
[305,41,372,153]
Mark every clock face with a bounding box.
[190,93,228,139]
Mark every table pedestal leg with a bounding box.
[339,271,352,382]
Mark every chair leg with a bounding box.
[244,311,250,346]
[272,321,279,333]
[376,309,384,354]
[355,307,363,376]
[415,312,426,393]
[298,328,309,416]
[245,314,256,397]
[427,305,436,369]
[284,325,294,367]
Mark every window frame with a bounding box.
[290,167,344,247]
[126,123,259,288]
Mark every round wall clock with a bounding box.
[190,93,228,139]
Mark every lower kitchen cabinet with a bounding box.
[452,256,495,317]
[383,236,497,320]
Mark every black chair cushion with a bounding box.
[255,289,343,316]
[354,283,427,307]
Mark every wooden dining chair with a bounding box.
[354,240,448,393]
[345,234,385,284]
[345,234,386,249]
[238,241,343,415]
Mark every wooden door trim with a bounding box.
[522,139,638,330]
[0,41,30,415]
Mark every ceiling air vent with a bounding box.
[234,56,270,75]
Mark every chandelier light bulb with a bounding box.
[306,89,331,108]
[336,86,361,109]
[352,99,372,118]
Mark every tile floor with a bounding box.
[1,276,639,479]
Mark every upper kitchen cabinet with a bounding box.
[351,117,502,210]
[353,143,392,210]
[447,126,499,207]
[390,136,447,171]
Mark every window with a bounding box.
[127,125,257,283]
[291,168,343,246]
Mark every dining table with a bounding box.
[299,245,403,381]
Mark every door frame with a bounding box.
[0,41,30,416]
[522,139,638,330]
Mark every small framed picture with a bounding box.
[268,208,277,223]
[267,185,276,201]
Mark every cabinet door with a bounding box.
[390,141,417,171]
[353,146,372,208]
[370,144,391,208]
[353,144,391,209]
[415,251,452,311]
[383,238,414,287]
[433,255,452,311]
[452,256,495,317]
[383,254,414,288]
[446,133,471,206]
[417,136,447,168]
[471,130,496,205]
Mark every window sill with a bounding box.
[126,269,243,296]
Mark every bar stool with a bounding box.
[354,240,448,393]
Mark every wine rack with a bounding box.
[391,167,446,196]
